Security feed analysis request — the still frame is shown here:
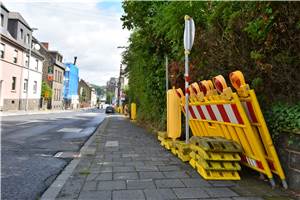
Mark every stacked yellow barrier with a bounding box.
[229,71,287,188]
[175,72,286,187]
[189,136,242,180]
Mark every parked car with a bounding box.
[105,106,115,114]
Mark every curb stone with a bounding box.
[40,117,109,200]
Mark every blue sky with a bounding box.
[96,1,123,13]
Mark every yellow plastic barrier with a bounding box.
[176,77,278,186]
[189,136,242,180]
[131,103,137,121]
[167,88,182,139]
[229,71,287,188]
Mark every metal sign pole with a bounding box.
[183,15,195,144]
[184,52,189,144]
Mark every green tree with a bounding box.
[41,81,52,100]
[121,1,300,136]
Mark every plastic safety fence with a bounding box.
[189,136,242,180]
[175,71,287,187]
[229,71,287,188]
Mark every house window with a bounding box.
[20,29,23,39]
[13,50,18,63]
[33,81,37,94]
[25,54,29,67]
[0,14,4,27]
[23,79,28,92]
[11,77,16,90]
[0,43,4,59]
[26,34,30,44]
[35,59,38,70]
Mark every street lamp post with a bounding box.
[25,28,38,111]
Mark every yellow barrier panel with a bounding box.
[177,78,277,186]
[167,88,182,139]
[229,71,287,188]
[131,103,137,121]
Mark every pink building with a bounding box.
[0,3,44,111]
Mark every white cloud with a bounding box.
[4,0,130,86]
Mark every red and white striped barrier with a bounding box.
[185,104,244,125]
[241,101,258,123]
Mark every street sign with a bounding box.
[184,16,195,51]
[183,15,195,144]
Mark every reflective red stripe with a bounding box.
[189,106,197,119]
[176,90,182,98]
[267,160,275,170]
[256,160,264,170]
[191,85,198,94]
[231,104,243,124]
[217,105,230,122]
[206,105,217,120]
[196,105,206,120]
[246,102,258,123]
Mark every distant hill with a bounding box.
[90,84,106,98]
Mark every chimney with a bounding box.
[73,56,77,65]
[41,42,49,50]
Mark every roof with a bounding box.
[1,2,9,12]
[8,12,31,30]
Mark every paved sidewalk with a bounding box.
[50,116,294,200]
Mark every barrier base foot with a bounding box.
[269,178,276,188]
[282,180,288,189]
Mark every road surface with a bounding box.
[1,109,106,200]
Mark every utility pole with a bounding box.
[117,64,122,107]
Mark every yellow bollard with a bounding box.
[131,103,137,121]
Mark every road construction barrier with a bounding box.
[130,103,137,121]
[158,89,188,160]
[189,136,242,180]
[229,71,287,188]
[167,88,182,139]
[175,72,286,187]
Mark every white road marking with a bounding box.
[16,120,44,125]
[57,128,82,133]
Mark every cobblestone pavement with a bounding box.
[54,116,295,200]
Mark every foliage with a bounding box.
[266,103,300,146]
[106,91,114,104]
[41,81,52,100]
[90,84,106,98]
[121,1,300,134]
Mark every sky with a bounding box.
[4,0,130,86]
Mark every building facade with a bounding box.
[78,79,92,108]
[63,62,79,109]
[37,41,65,110]
[78,79,97,108]
[0,3,43,111]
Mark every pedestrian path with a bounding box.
[52,116,294,200]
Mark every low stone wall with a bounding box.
[277,132,300,191]
[2,98,40,111]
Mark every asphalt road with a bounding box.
[1,109,106,200]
